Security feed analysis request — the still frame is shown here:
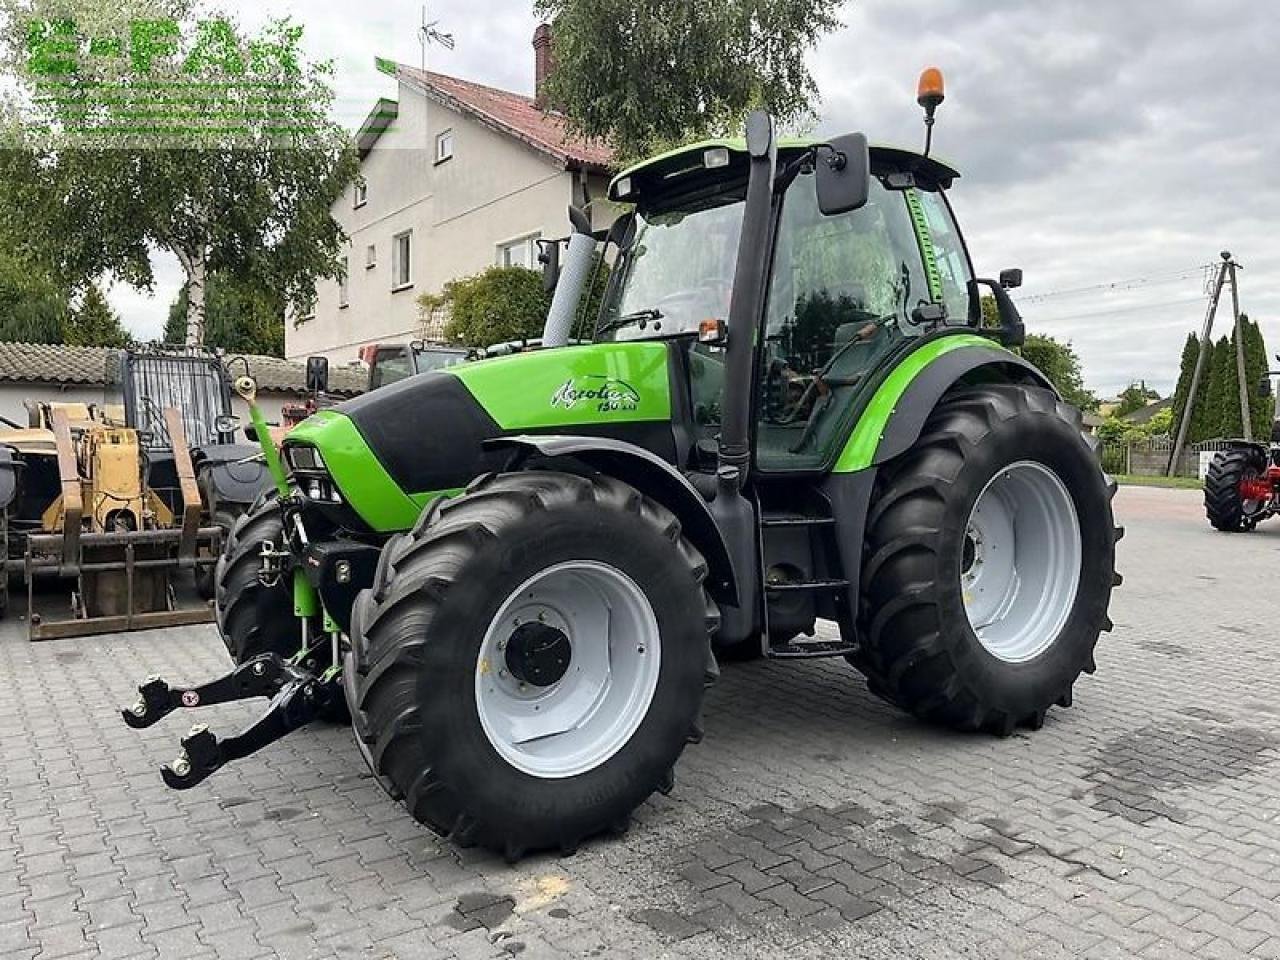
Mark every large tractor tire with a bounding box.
[1204,448,1269,532]
[347,471,718,860]
[857,384,1120,735]
[213,493,297,664]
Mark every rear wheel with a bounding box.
[348,471,718,860]
[1205,448,1270,532]
[857,384,1119,734]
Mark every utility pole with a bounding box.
[1167,252,1232,476]
[1229,258,1251,441]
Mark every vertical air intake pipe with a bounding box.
[541,206,595,349]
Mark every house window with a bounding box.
[435,129,453,164]
[392,231,413,290]
[365,243,377,270]
[497,233,541,270]
[338,256,349,308]
[354,181,368,208]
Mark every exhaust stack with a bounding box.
[541,206,595,349]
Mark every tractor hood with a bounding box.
[284,342,675,532]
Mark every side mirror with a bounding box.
[305,356,329,394]
[816,133,870,217]
[972,278,1025,348]
[999,268,1023,290]
[537,238,561,294]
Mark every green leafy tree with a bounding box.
[0,245,68,342]
[1199,320,1270,441]
[1020,334,1098,412]
[1242,315,1271,440]
[533,0,842,158]
[65,284,130,347]
[432,268,550,348]
[1170,332,1204,441]
[1203,335,1235,439]
[1115,381,1159,418]
[425,260,609,350]
[164,273,285,356]
[1,1,358,344]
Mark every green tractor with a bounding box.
[122,80,1119,860]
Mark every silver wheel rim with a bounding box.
[475,561,661,779]
[961,461,1082,663]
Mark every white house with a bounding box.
[287,27,617,363]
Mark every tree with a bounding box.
[533,1,842,158]
[0,245,68,342]
[2,2,358,344]
[65,284,130,347]
[1115,381,1159,419]
[425,259,610,349]
[1241,315,1271,441]
[1170,332,1204,441]
[1203,335,1235,439]
[165,273,285,356]
[1020,334,1098,412]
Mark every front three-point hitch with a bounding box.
[121,648,342,788]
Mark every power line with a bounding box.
[1019,265,1213,304]
[1035,295,1208,324]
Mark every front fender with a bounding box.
[488,434,738,606]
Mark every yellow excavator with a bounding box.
[0,400,221,639]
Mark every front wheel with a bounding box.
[856,384,1119,735]
[348,472,717,860]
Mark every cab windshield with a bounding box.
[598,197,744,341]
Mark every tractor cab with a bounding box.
[599,138,987,474]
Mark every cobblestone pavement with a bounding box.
[3,485,1280,959]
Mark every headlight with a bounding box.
[286,444,326,473]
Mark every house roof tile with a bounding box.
[394,65,614,171]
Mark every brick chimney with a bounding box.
[533,23,553,109]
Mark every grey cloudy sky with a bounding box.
[112,0,1278,397]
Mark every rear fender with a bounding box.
[1223,440,1269,461]
[857,343,1055,470]
[487,435,738,606]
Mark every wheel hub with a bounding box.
[475,561,661,779]
[961,461,1083,663]
[504,622,572,688]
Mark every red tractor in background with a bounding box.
[1205,442,1280,531]
[1204,366,1280,531]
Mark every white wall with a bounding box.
[288,82,585,364]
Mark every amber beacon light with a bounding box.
[917,67,946,156]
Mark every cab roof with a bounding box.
[607,137,961,208]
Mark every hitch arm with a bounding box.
[160,679,331,790]
[121,654,293,729]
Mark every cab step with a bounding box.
[761,514,837,528]
[764,578,849,594]
[766,637,857,659]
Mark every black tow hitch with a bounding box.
[121,649,342,790]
